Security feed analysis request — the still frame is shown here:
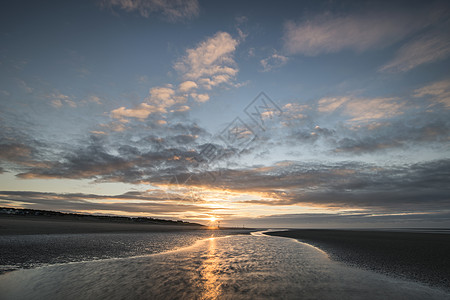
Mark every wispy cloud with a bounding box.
[345,97,404,122]
[260,52,288,72]
[86,95,102,105]
[317,96,405,122]
[317,97,351,113]
[283,10,436,56]
[380,30,450,72]
[16,79,33,93]
[99,0,200,21]
[413,79,450,108]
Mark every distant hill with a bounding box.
[0,207,203,226]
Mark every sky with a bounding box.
[0,0,449,228]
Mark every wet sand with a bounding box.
[0,215,252,273]
[2,232,449,300]
[0,215,212,235]
[266,229,450,291]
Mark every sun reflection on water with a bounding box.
[199,237,222,299]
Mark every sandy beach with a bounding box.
[266,229,450,291]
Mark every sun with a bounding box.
[209,216,217,222]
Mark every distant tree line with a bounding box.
[0,207,202,226]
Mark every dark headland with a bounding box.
[0,207,220,235]
[266,229,450,291]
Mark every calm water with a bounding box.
[1,231,449,299]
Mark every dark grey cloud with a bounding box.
[0,190,218,216]
[176,159,450,213]
[3,116,246,185]
[333,117,450,154]
[281,110,450,155]
[5,120,212,181]
[0,143,31,161]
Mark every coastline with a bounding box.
[0,215,244,235]
[266,229,450,291]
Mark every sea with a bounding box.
[0,230,449,299]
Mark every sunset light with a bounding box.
[1,1,449,298]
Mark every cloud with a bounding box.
[413,79,450,108]
[0,143,32,162]
[12,122,211,183]
[284,109,450,155]
[0,190,218,216]
[51,99,63,108]
[260,52,288,72]
[110,85,186,121]
[173,105,190,112]
[109,32,239,122]
[111,103,166,120]
[146,85,185,107]
[3,113,448,222]
[48,92,77,108]
[317,97,351,113]
[334,136,402,154]
[190,93,209,103]
[87,95,102,105]
[174,32,239,88]
[283,9,436,56]
[100,121,126,132]
[99,0,200,21]
[178,159,450,214]
[6,133,450,218]
[65,99,77,108]
[345,97,404,122]
[317,96,405,122]
[16,79,33,93]
[179,80,198,92]
[282,103,309,120]
[198,75,233,90]
[90,131,107,135]
[380,30,450,72]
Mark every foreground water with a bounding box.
[0,229,249,273]
[0,231,449,299]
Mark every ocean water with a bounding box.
[0,231,449,300]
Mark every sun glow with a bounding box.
[209,216,217,222]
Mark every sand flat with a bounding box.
[266,229,450,291]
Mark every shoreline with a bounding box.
[0,215,244,235]
[266,229,450,291]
